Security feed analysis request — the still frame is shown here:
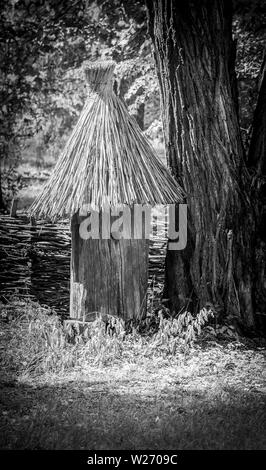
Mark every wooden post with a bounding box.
[70,210,149,322]
[29,216,37,300]
[10,197,18,217]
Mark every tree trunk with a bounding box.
[0,169,5,212]
[247,56,266,331]
[116,76,145,130]
[147,0,257,330]
[133,102,145,131]
[248,55,266,175]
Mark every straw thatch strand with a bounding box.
[30,60,184,220]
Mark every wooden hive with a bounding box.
[30,60,184,322]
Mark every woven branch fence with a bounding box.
[0,213,168,318]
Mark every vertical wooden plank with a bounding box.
[10,197,18,217]
[70,210,149,321]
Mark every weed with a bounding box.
[0,300,215,376]
[0,300,265,450]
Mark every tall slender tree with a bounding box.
[146,0,265,332]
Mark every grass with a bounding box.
[0,299,266,450]
[0,300,214,374]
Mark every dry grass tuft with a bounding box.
[1,300,266,450]
[1,299,215,376]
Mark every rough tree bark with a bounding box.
[0,171,4,211]
[115,76,145,130]
[248,56,266,176]
[247,56,266,330]
[146,0,258,330]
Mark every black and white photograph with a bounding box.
[0,0,265,459]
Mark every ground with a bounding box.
[0,302,265,450]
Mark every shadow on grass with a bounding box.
[0,378,265,450]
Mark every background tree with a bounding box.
[146,0,266,332]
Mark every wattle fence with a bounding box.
[0,213,167,317]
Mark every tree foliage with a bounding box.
[0,0,158,194]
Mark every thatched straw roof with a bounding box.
[30,61,184,219]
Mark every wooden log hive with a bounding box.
[70,212,149,321]
[29,60,184,322]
